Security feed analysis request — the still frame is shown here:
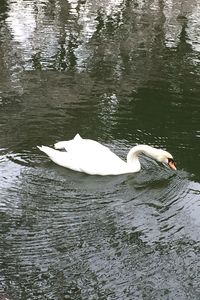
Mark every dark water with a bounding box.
[0,0,200,299]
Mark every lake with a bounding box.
[0,0,200,299]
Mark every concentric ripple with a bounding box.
[1,146,200,299]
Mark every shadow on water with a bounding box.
[0,0,200,299]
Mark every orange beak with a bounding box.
[168,159,177,170]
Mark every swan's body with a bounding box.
[37,134,176,175]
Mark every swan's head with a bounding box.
[156,150,177,170]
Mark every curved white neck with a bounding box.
[127,145,160,171]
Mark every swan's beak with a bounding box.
[168,158,177,170]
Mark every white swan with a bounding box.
[37,134,176,175]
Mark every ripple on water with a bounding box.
[1,149,200,299]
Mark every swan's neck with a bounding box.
[127,145,160,171]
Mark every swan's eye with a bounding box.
[168,158,177,170]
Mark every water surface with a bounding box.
[0,0,200,299]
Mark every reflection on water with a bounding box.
[2,0,200,72]
[0,0,200,299]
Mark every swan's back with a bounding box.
[55,134,110,153]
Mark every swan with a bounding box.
[37,134,176,175]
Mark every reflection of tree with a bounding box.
[0,0,8,22]
[0,0,199,144]
[1,0,199,76]
[0,0,199,143]
[52,33,77,71]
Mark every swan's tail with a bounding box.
[37,145,79,172]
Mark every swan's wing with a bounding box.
[54,134,82,150]
[54,134,111,154]
[72,147,127,175]
[54,134,127,175]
